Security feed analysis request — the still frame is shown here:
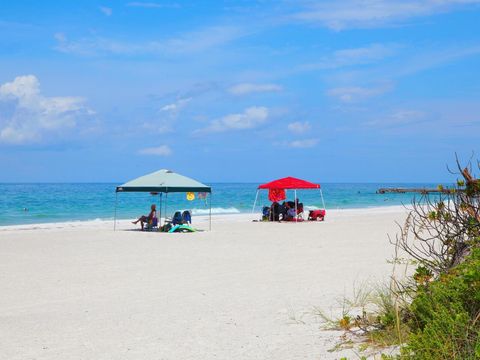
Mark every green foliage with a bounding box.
[465,179,480,197]
[319,160,480,358]
[413,266,433,285]
[427,211,437,221]
[372,287,399,329]
[368,322,410,348]
[401,249,480,359]
[380,355,401,360]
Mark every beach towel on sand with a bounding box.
[168,224,196,233]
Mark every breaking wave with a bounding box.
[190,207,241,215]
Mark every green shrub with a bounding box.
[401,248,480,359]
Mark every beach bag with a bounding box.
[262,206,270,221]
[161,223,172,232]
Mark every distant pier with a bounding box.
[377,188,455,194]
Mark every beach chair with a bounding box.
[144,216,158,231]
[182,210,192,224]
[282,203,306,222]
[162,211,184,228]
[172,211,183,225]
[308,209,326,221]
[161,211,196,233]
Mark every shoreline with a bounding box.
[0,182,424,228]
[0,204,409,231]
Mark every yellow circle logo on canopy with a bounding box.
[186,192,195,201]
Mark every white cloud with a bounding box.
[366,109,426,127]
[99,6,113,16]
[314,44,480,93]
[228,83,283,95]
[54,34,137,56]
[293,0,480,30]
[362,101,480,135]
[54,32,66,42]
[141,121,173,134]
[126,2,178,8]
[142,97,192,134]
[161,97,191,113]
[392,44,480,78]
[165,26,246,54]
[327,83,392,102]
[289,138,318,148]
[300,43,398,71]
[54,25,247,56]
[138,145,172,156]
[287,121,311,134]
[333,44,397,66]
[0,75,92,144]
[0,75,39,98]
[198,106,268,133]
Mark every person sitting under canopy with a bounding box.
[132,204,157,230]
[253,176,326,222]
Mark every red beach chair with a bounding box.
[308,209,326,221]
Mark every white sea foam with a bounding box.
[304,205,322,211]
[190,207,241,215]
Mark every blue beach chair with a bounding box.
[172,211,183,225]
[182,210,192,224]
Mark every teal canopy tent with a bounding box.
[114,169,212,231]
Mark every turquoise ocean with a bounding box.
[0,183,444,226]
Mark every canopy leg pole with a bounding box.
[320,189,326,210]
[114,192,118,231]
[159,193,162,227]
[252,190,259,214]
[165,192,168,226]
[209,192,212,231]
[294,189,298,223]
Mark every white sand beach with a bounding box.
[0,207,408,360]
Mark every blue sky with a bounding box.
[0,0,479,183]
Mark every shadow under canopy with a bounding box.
[114,169,212,231]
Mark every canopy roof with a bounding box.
[258,176,320,190]
[116,169,211,193]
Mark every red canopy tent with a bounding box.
[252,176,326,220]
[258,176,320,190]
